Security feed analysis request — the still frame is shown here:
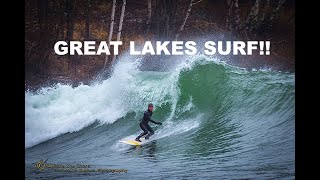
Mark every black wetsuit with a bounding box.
[136,110,161,140]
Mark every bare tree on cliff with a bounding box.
[245,0,287,36]
[66,0,75,45]
[58,0,65,39]
[146,0,152,33]
[175,0,204,40]
[66,0,75,72]
[233,0,240,33]
[37,0,48,30]
[104,0,117,69]
[225,0,241,35]
[268,0,287,29]
[85,0,91,40]
[225,0,232,30]
[36,0,49,75]
[27,0,62,76]
[154,0,178,39]
[175,0,194,40]
[261,0,270,22]
[112,0,127,62]
[245,0,260,33]
[226,0,287,37]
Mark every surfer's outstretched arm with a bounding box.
[149,119,162,125]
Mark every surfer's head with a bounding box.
[148,103,154,111]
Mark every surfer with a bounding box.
[135,103,162,142]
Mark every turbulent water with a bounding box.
[25,55,295,179]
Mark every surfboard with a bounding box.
[120,137,146,146]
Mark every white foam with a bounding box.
[179,96,194,114]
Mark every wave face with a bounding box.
[25,55,294,179]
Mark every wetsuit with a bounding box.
[136,110,161,140]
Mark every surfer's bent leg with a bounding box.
[145,124,154,139]
[135,122,148,142]
[139,122,149,136]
